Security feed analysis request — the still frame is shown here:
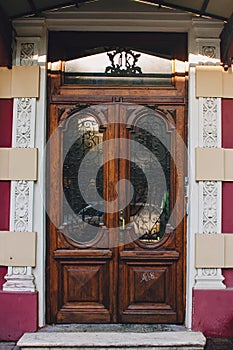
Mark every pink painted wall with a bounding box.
[0,36,13,289]
[222,98,233,288]
[0,100,12,288]
[0,292,37,341]
[193,290,233,337]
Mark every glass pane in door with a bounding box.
[130,112,171,243]
[62,115,104,244]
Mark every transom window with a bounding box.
[63,48,177,86]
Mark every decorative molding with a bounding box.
[12,18,46,37]
[45,11,193,32]
[14,98,36,148]
[193,20,223,40]
[195,267,225,289]
[13,181,30,231]
[202,46,216,59]
[196,38,221,61]
[202,98,218,147]
[15,38,39,66]
[12,181,34,232]
[203,181,218,234]
[193,39,225,288]
[20,43,35,66]
[188,35,221,65]
[3,38,37,293]
[194,95,225,289]
[3,266,35,292]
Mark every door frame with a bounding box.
[11,15,224,329]
[46,67,188,324]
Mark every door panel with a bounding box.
[56,257,112,323]
[119,259,178,323]
[47,71,187,324]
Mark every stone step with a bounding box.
[38,324,188,333]
[17,331,206,350]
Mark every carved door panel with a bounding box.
[47,77,186,324]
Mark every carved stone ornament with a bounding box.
[20,43,35,66]
[14,181,30,232]
[203,98,218,148]
[16,98,33,148]
[203,181,217,234]
[202,46,216,59]
[3,266,35,292]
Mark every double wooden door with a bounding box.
[47,75,187,324]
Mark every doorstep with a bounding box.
[17,331,206,350]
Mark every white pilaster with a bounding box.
[189,26,225,290]
[194,96,225,289]
[3,21,47,295]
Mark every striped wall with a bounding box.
[0,38,13,288]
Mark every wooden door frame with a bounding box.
[46,68,188,324]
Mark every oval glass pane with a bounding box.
[130,112,171,243]
[62,115,104,244]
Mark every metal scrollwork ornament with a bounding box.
[105,48,142,75]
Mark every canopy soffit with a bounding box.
[0,0,233,65]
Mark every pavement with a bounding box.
[205,338,233,349]
[0,343,19,350]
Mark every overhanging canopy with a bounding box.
[0,0,233,65]
[0,0,232,21]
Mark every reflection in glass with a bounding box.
[130,113,170,243]
[62,115,104,244]
[64,49,173,86]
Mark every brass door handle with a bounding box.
[119,210,125,230]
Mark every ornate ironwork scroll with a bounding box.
[130,111,171,243]
[62,114,104,244]
[105,48,142,75]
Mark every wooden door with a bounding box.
[47,72,187,324]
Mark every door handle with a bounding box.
[119,209,125,230]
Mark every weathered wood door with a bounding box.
[47,72,187,324]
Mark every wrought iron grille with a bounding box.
[130,113,171,242]
[62,115,104,243]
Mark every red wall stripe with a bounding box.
[0,291,37,340]
[222,98,233,234]
[0,100,13,147]
[0,101,12,287]
[222,98,233,288]
[0,40,13,289]
[193,289,233,337]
